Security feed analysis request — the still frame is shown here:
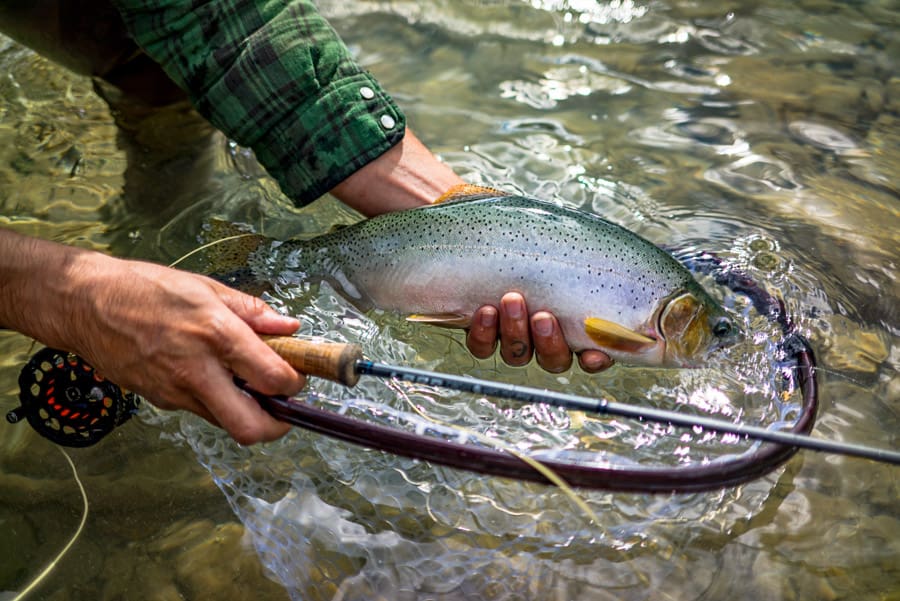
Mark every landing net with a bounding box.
[151,251,817,600]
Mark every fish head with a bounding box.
[658,288,740,367]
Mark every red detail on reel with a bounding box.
[6,347,140,447]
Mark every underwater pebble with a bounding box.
[885,77,900,113]
[813,315,889,374]
[886,376,900,405]
[751,251,780,271]
[861,83,885,115]
[675,120,735,145]
[173,521,288,600]
[788,121,859,153]
[817,578,839,601]
[809,84,868,122]
[862,113,899,192]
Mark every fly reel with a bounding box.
[6,347,140,447]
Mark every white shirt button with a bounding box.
[359,86,375,100]
[380,114,396,129]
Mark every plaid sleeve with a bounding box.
[110,0,406,206]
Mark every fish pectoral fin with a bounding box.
[407,313,472,328]
[432,184,510,204]
[584,317,657,352]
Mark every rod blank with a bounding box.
[355,360,900,465]
[259,337,899,465]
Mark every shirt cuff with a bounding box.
[251,70,406,206]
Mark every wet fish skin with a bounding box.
[246,194,738,367]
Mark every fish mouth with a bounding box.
[657,291,737,367]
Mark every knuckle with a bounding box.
[242,294,270,316]
[504,339,531,362]
[255,362,299,395]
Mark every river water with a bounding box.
[1,1,897,600]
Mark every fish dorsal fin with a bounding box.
[407,313,472,328]
[584,317,657,352]
[433,184,510,204]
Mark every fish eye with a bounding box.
[713,318,734,338]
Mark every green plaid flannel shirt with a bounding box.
[111,0,406,205]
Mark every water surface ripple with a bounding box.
[1,1,898,600]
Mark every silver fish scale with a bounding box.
[256,196,700,349]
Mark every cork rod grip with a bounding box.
[262,336,363,387]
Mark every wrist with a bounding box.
[330,129,465,217]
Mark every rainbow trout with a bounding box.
[232,187,739,367]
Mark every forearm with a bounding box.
[0,228,92,350]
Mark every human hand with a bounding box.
[52,252,304,444]
[466,292,613,373]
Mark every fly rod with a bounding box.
[263,336,900,466]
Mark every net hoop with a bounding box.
[250,254,818,492]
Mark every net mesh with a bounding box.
[145,270,804,600]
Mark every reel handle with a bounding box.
[262,336,362,387]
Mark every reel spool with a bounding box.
[6,347,140,447]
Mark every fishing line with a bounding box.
[10,448,88,601]
[396,397,656,588]
[167,232,258,268]
[392,381,604,527]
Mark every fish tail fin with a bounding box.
[178,219,274,294]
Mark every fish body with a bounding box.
[244,193,738,367]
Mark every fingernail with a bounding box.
[533,314,553,337]
[504,298,524,320]
[480,308,497,327]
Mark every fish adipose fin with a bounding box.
[433,184,510,204]
[584,317,657,352]
[407,313,472,327]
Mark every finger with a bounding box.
[218,285,300,335]
[531,312,573,373]
[467,305,499,359]
[145,389,222,428]
[499,292,532,367]
[215,316,307,397]
[193,361,291,444]
[578,350,615,373]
